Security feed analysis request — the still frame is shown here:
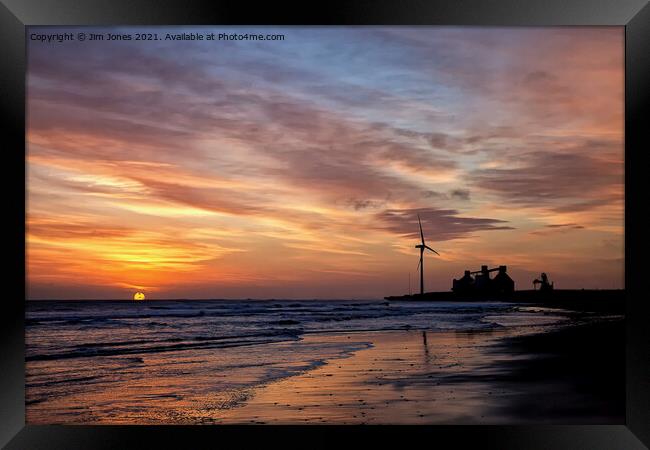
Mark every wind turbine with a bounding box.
[415,214,439,295]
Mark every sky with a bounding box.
[26,26,624,299]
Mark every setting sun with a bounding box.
[133,292,145,301]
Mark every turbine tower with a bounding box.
[415,214,439,295]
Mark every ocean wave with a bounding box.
[26,300,523,364]
[27,328,304,362]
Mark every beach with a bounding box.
[26,300,623,424]
[221,319,624,424]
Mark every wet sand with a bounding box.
[482,317,625,423]
[220,319,624,424]
[26,309,623,425]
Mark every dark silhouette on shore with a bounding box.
[386,215,623,314]
[452,265,515,295]
[533,272,554,292]
[414,214,439,295]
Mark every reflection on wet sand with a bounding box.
[222,329,525,424]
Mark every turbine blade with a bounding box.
[424,245,440,255]
[418,214,425,244]
[416,258,421,271]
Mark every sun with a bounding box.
[133,292,145,301]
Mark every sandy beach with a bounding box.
[26,300,623,425]
[219,318,623,424]
[221,329,511,424]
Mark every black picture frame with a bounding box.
[2,0,648,448]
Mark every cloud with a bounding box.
[529,223,585,236]
[471,149,623,211]
[346,199,384,211]
[450,189,470,200]
[422,189,470,201]
[126,177,268,217]
[28,216,133,240]
[546,223,585,229]
[376,207,513,242]
[28,41,461,211]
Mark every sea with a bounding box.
[25,299,571,423]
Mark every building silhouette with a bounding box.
[452,265,515,295]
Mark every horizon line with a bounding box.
[26,287,626,302]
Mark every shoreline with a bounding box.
[386,290,625,314]
[215,316,623,424]
[25,301,623,425]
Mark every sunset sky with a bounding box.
[27,27,624,299]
